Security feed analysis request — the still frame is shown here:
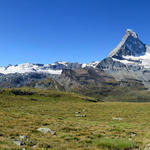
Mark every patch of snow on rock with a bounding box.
[82,61,100,68]
[0,63,62,75]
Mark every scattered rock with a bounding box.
[144,143,150,150]
[112,117,123,121]
[75,111,86,117]
[13,135,27,146]
[39,143,51,149]
[75,114,86,117]
[75,112,80,114]
[37,127,56,135]
[32,143,39,148]
[130,132,137,137]
[13,140,24,146]
[19,135,27,140]
[13,135,37,148]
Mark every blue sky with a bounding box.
[0,0,150,66]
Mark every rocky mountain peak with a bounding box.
[125,29,138,39]
[109,29,146,59]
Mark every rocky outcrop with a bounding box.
[94,29,150,89]
[109,29,148,58]
[0,62,82,75]
[0,72,63,90]
[58,68,118,90]
[97,57,127,71]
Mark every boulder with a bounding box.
[37,127,56,135]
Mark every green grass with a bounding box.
[73,85,150,102]
[0,88,150,149]
[93,138,136,150]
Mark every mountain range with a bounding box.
[1,29,150,101]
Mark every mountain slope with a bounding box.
[0,29,150,101]
[109,29,149,58]
[0,61,83,75]
[108,29,150,69]
[96,29,150,88]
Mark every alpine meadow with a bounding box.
[1,1,150,150]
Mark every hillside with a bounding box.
[0,88,150,149]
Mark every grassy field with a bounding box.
[0,88,150,149]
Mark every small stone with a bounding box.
[130,132,136,137]
[112,117,123,121]
[32,143,38,148]
[13,135,37,147]
[19,135,27,140]
[37,128,56,135]
[75,114,86,117]
[75,112,80,114]
[13,140,24,146]
[144,143,150,150]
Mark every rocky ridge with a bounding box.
[0,29,150,93]
[96,29,150,88]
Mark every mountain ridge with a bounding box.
[0,29,150,75]
[1,29,150,96]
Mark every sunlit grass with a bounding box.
[0,88,150,149]
[93,138,137,150]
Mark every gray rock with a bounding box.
[97,57,127,71]
[32,143,39,148]
[75,112,80,114]
[19,135,27,140]
[109,29,146,58]
[95,29,150,90]
[37,127,56,135]
[130,132,136,137]
[13,135,37,147]
[13,140,24,146]
[75,114,86,117]
[144,143,150,150]
[112,117,123,121]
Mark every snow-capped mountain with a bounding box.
[109,29,150,69]
[82,61,100,68]
[0,63,62,75]
[0,61,83,75]
[0,29,150,76]
[109,29,147,57]
[1,29,150,91]
[1,28,150,89]
[96,29,150,88]
[58,28,150,90]
[0,58,101,75]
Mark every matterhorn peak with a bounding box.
[125,29,138,39]
[109,29,146,58]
